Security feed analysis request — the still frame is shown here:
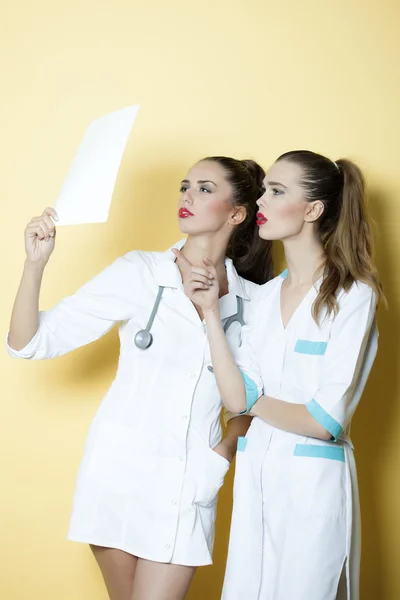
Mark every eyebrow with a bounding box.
[267,180,288,188]
[181,179,217,186]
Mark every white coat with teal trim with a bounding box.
[222,271,377,600]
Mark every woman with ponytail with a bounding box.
[176,150,383,599]
[7,156,272,600]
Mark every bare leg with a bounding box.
[91,545,138,600]
[131,558,196,600]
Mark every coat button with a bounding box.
[178,456,184,461]
[182,415,188,421]
[190,372,196,379]
[172,500,178,505]
[165,544,171,549]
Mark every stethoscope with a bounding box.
[134,286,245,357]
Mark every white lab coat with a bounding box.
[7,240,259,566]
[222,271,377,600]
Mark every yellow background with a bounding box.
[1,0,399,598]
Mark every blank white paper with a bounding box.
[54,105,140,225]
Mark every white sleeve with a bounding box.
[6,253,141,360]
[236,324,263,391]
[228,289,264,415]
[222,324,264,421]
[305,283,377,440]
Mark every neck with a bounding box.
[283,233,325,286]
[180,233,229,284]
[183,234,226,266]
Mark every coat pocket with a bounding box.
[289,443,347,517]
[189,445,230,507]
[292,338,328,391]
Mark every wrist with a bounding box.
[24,258,47,272]
[24,259,47,280]
[203,305,220,319]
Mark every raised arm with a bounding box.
[8,209,139,361]
[9,208,58,351]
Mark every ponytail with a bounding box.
[314,159,384,320]
[277,150,385,322]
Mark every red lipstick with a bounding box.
[256,212,268,226]
[179,208,194,218]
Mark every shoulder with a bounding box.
[258,272,285,301]
[337,280,376,310]
[116,249,166,275]
[87,250,163,290]
[239,273,282,325]
[241,271,284,301]
[122,240,185,273]
[325,281,378,335]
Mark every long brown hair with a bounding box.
[202,156,273,285]
[277,150,384,321]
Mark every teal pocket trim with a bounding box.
[294,444,345,462]
[294,340,328,355]
[280,268,288,279]
[305,399,343,441]
[237,437,247,452]
[239,371,259,413]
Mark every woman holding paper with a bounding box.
[175,150,384,599]
[7,156,272,600]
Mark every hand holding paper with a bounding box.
[54,105,140,226]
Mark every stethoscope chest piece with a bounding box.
[134,329,153,350]
[134,285,165,350]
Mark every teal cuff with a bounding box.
[239,371,260,414]
[305,399,343,441]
